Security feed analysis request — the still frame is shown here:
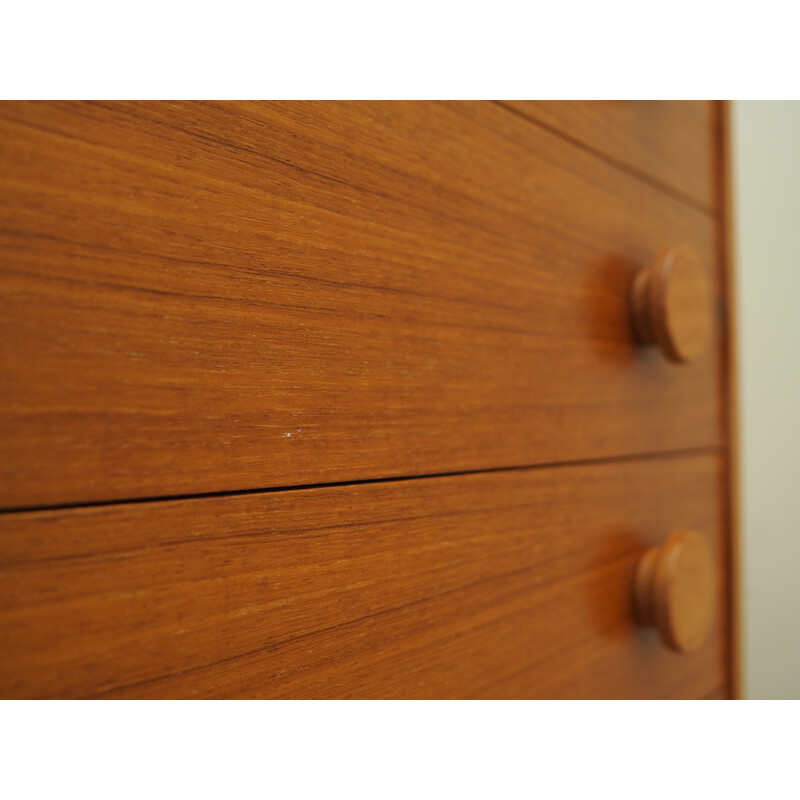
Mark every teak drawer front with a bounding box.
[0,454,729,698]
[0,101,723,509]
[502,101,719,211]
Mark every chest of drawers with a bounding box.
[0,101,735,698]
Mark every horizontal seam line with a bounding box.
[493,101,718,218]
[0,444,725,516]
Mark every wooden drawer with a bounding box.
[0,453,729,698]
[502,101,720,211]
[0,101,723,510]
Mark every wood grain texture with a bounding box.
[0,101,723,509]
[501,101,719,212]
[0,453,729,699]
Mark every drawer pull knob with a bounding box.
[630,245,712,363]
[634,530,715,653]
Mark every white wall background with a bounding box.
[732,101,800,698]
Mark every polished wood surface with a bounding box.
[0,453,729,699]
[0,101,722,510]
[630,245,714,363]
[0,101,734,700]
[501,101,718,211]
[635,530,716,652]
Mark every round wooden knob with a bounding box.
[630,245,713,363]
[634,530,715,653]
